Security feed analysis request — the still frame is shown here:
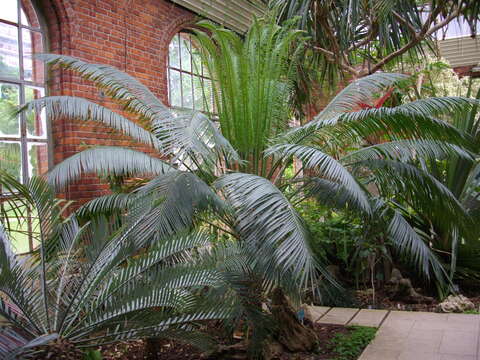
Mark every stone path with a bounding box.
[309,306,480,360]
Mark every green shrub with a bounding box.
[330,326,377,360]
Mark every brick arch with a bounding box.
[34,0,77,109]
[38,0,74,54]
[158,11,196,104]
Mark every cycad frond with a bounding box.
[358,159,471,238]
[398,97,480,118]
[0,224,43,335]
[314,73,407,121]
[48,146,173,188]
[300,177,368,213]
[216,173,316,285]
[37,54,170,123]
[163,111,240,170]
[18,96,164,151]
[192,17,305,175]
[319,107,469,146]
[387,206,447,283]
[342,140,473,163]
[133,171,227,237]
[266,143,371,213]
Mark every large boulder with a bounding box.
[437,295,475,313]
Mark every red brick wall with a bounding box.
[37,0,195,204]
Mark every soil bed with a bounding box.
[99,323,366,360]
[355,289,480,312]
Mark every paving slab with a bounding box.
[363,312,480,360]
[349,309,389,327]
[308,306,331,322]
[316,307,359,325]
[308,306,480,360]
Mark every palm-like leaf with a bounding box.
[386,205,447,283]
[342,140,473,163]
[216,173,316,285]
[48,146,173,188]
[0,177,232,358]
[266,143,371,213]
[314,73,407,121]
[192,18,305,175]
[17,96,164,151]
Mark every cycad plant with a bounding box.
[398,81,480,286]
[11,16,479,356]
[0,172,228,359]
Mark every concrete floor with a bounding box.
[310,306,480,360]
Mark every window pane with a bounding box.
[0,141,21,183]
[20,8,28,26]
[0,83,20,136]
[193,76,204,111]
[0,23,20,79]
[28,142,48,177]
[192,47,202,76]
[179,35,191,72]
[25,86,46,138]
[169,69,181,107]
[181,73,193,109]
[22,29,44,83]
[0,0,18,23]
[4,202,30,254]
[169,34,180,69]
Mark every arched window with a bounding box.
[167,32,215,113]
[0,0,47,253]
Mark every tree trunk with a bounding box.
[270,288,317,352]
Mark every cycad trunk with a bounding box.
[270,288,317,353]
[35,338,84,360]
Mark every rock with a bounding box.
[389,268,403,283]
[385,268,434,304]
[437,295,475,313]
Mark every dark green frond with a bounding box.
[387,206,447,283]
[315,73,408,121]
[267,143,371,213]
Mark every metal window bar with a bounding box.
[0,0,46,253]
[167,32,217,116]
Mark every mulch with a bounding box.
[99,323,357,360]
[355,289,480,312]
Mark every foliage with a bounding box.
[192,16,305,176]
[8,16,480,357]
[390,76,480,287]
[0,174,229,359]
[329,326,377,360]
[295,201,361,265]
[391,55,480,100]
[266,0,479,118]
[19,50,477,291]
[463,309,480,315]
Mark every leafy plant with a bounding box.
[0,174,229,359]
[267,0,479,117]
[10,15,480,356]
[329,326,377,360]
